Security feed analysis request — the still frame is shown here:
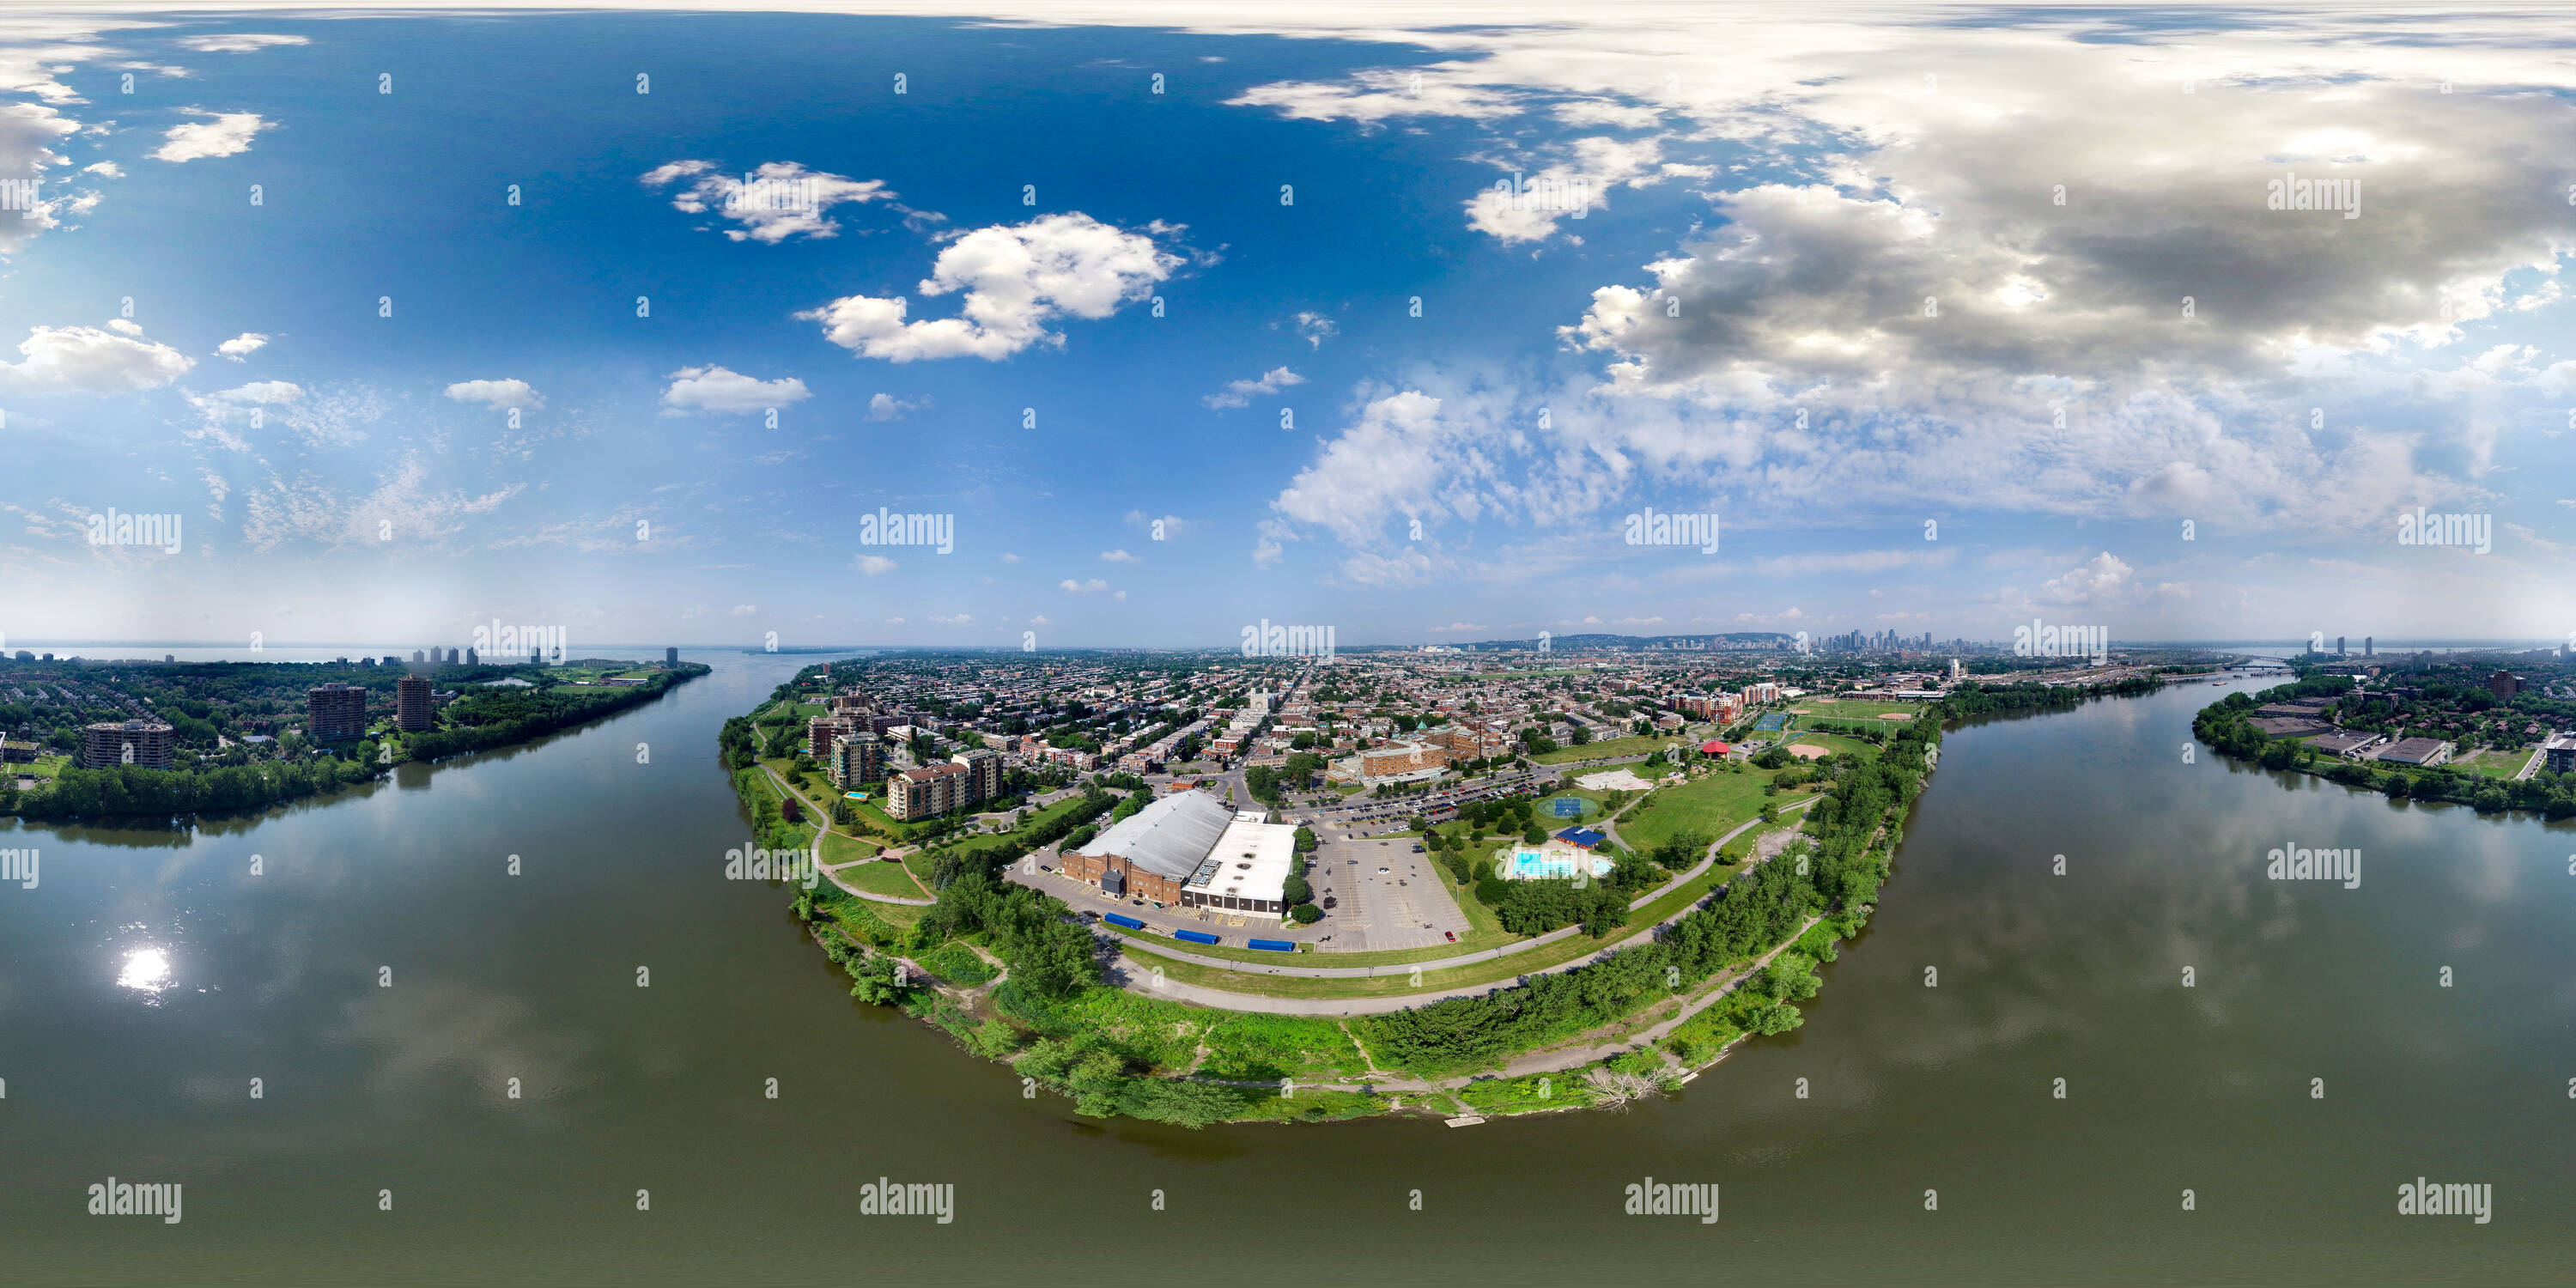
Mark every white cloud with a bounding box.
[1203,365,1305,410]
[659,365,810,414]
[856,554,896,575]
[178,34,309,53]
[216,331,268,361]
[0,322,192,395]
[443,378,544,411]
[640,159,896,243]
[799,212,1177,361]
[212,380,302,404]
[150,110,268,162]
[1465,136,1680,243]
[868,392,929,421]
[2036,552,2135,606]
[1099,549,1140,564]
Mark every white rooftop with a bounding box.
[1183,811,1297,906]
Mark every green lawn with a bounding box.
[833,857,929,900]
[817,829,880,863]
[1780,731,1880,761]
[1794,698,1923,723]
[2461,750,2533,780]
[1533,734,1695,764]
[1615,769,1780,856]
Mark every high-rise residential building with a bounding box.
[82,719,174,769]
[951,747,1003,801]
[307,682,368,741]
[396,674,434,732]
[886,762,974,820]
[829,732,884,789]
[666,647,678,667]
[808,714,854,757]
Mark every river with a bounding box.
[2,654,2568,1284]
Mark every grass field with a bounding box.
[1532,734,1697,765]
[1795,698,1922,723]
[1615,769,1780,856]
[1781,731,1880,761]
[833,857,930,899]
[817,829,881,863]
[2461,750,2533,780]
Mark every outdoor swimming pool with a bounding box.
[1506,848,1615,880]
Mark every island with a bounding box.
[724,646,2169,1127]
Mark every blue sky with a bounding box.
[4,3,2575,651]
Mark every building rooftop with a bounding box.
[1076,790,1238,881]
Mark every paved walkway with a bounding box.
[1103,795,1825,1012]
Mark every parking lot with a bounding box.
[1306,832,1471,952]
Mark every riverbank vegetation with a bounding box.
[2194,670,2576,817]
[742,667,2165,1127]
[3,660,706,820]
